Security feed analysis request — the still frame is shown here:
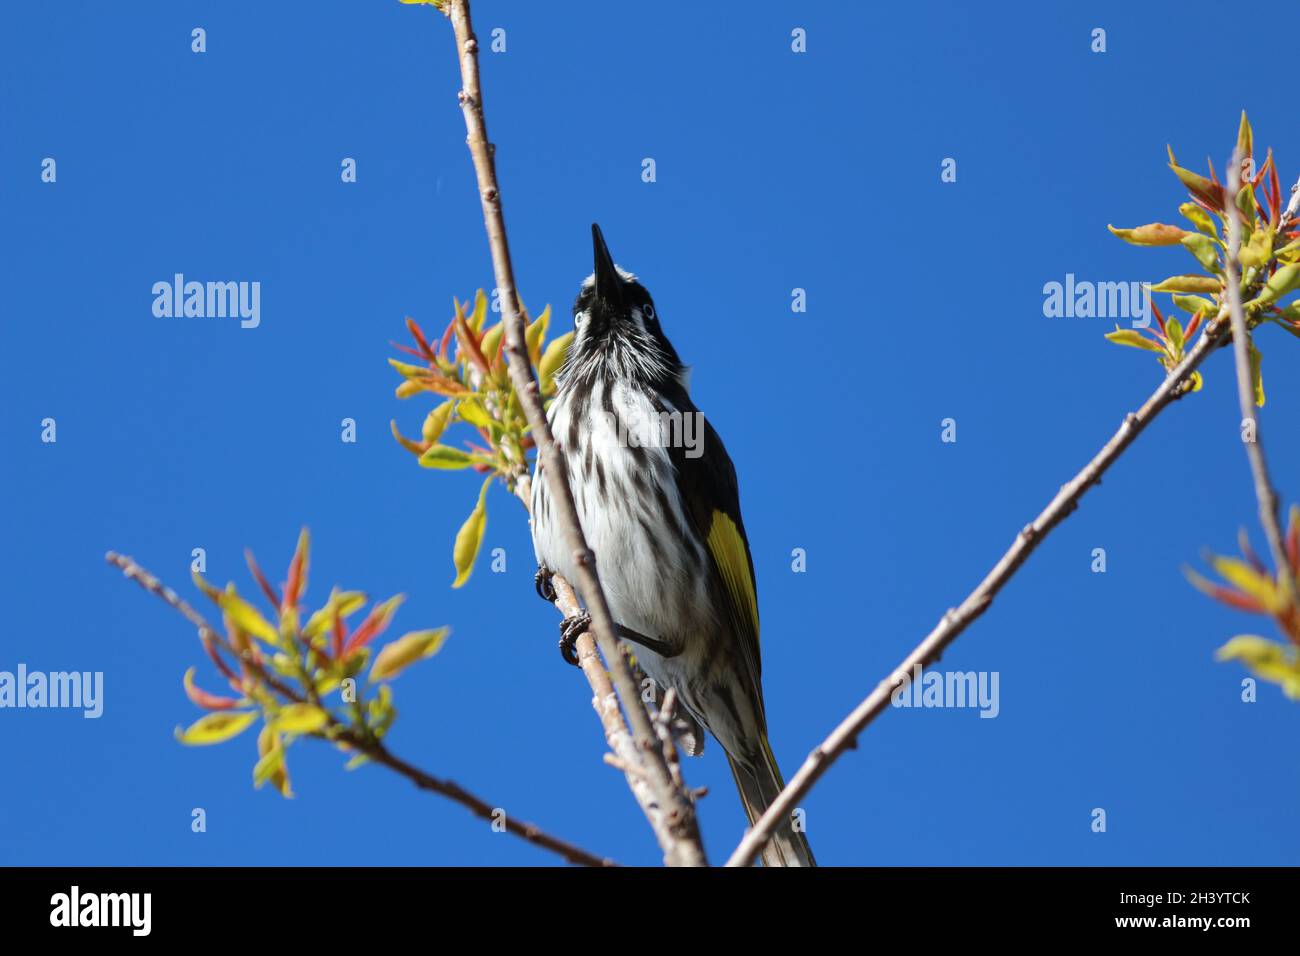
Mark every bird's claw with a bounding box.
[534,564,557,604]
[558,612,591,667]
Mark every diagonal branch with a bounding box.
[1223,152,1295,598]
[106,550,616,868]
[509,476,705,862]
[727,311,1231,867]
[440,0,707,866]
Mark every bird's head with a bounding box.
[565,224,684,389]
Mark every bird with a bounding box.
[530,224,816,867]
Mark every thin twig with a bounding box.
[106,551,614,868]
[727,313,1230,867]
[441,0,707,866]
[1224,151,1295,598]
[352,734,617,867]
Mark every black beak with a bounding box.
[592,223,623,307]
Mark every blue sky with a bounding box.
[3,0,1298,866]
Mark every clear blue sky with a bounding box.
[3,0,1298,866]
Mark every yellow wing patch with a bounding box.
[706,510,759,644]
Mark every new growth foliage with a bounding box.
[1105,113,1300,402]
[389,291,571,586]
[175,530,450,796]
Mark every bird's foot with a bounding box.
[534,563,557,604]
[558,612,591,667]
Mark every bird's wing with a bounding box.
[659,391,764,716]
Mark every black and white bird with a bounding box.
[531,224,815,867]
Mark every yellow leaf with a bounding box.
[1239,227,1274,270]
[419,444,476,470]
[1149,274,1221,294]
[1104,328,1164,353]
[1215,634,1285,666]
[526,305,551,366]
[1178,202,1218,238]
[458,397,496,430]
[304,590,368,640]
[218,588,280,644]
[452,477,492,588]
[1210,556,1283,613]
[175,710,258,746]
[470,289,489,333]
[480,323,505,371]
[370,628,451,682]
[255,726,293,797]
[422,400,455,444]
[273,703,329,735]
[1107,223,1188,246]
[390,420,425,456]
[1249,341,1264,407]
[538,331,573,395]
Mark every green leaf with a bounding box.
[1168,161,1220,207]
[1150,274,1221,294]
[419,444,476,470]
[1171,294,1215,317]
[273,703,329,735]
[1104,328,1164,353]
[1266,263,1300,300]
[1165,317,1184,352]
[1178,202,1218,238]
[452,477,492,588]
[344,754,370,771]
[1107,223,1188,246]
[1246,263,1300,309]
[175,710,258,746]
[1236,111,1253,164]
[1273,236,1300,261]
[218,588,280,645]
[370,628,452,682]
[1181,233,1221,273]
[422,400,455,444]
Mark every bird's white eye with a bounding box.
[574,311,586,328]
[643,304,655,320]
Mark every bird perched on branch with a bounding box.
[531,224,815,867]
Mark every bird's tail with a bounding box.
[727,735,817,867]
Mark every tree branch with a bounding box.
[1223,152,1295,598]
[441,0,707,866]
[727,311,1230,867]
[106,551,614,868]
